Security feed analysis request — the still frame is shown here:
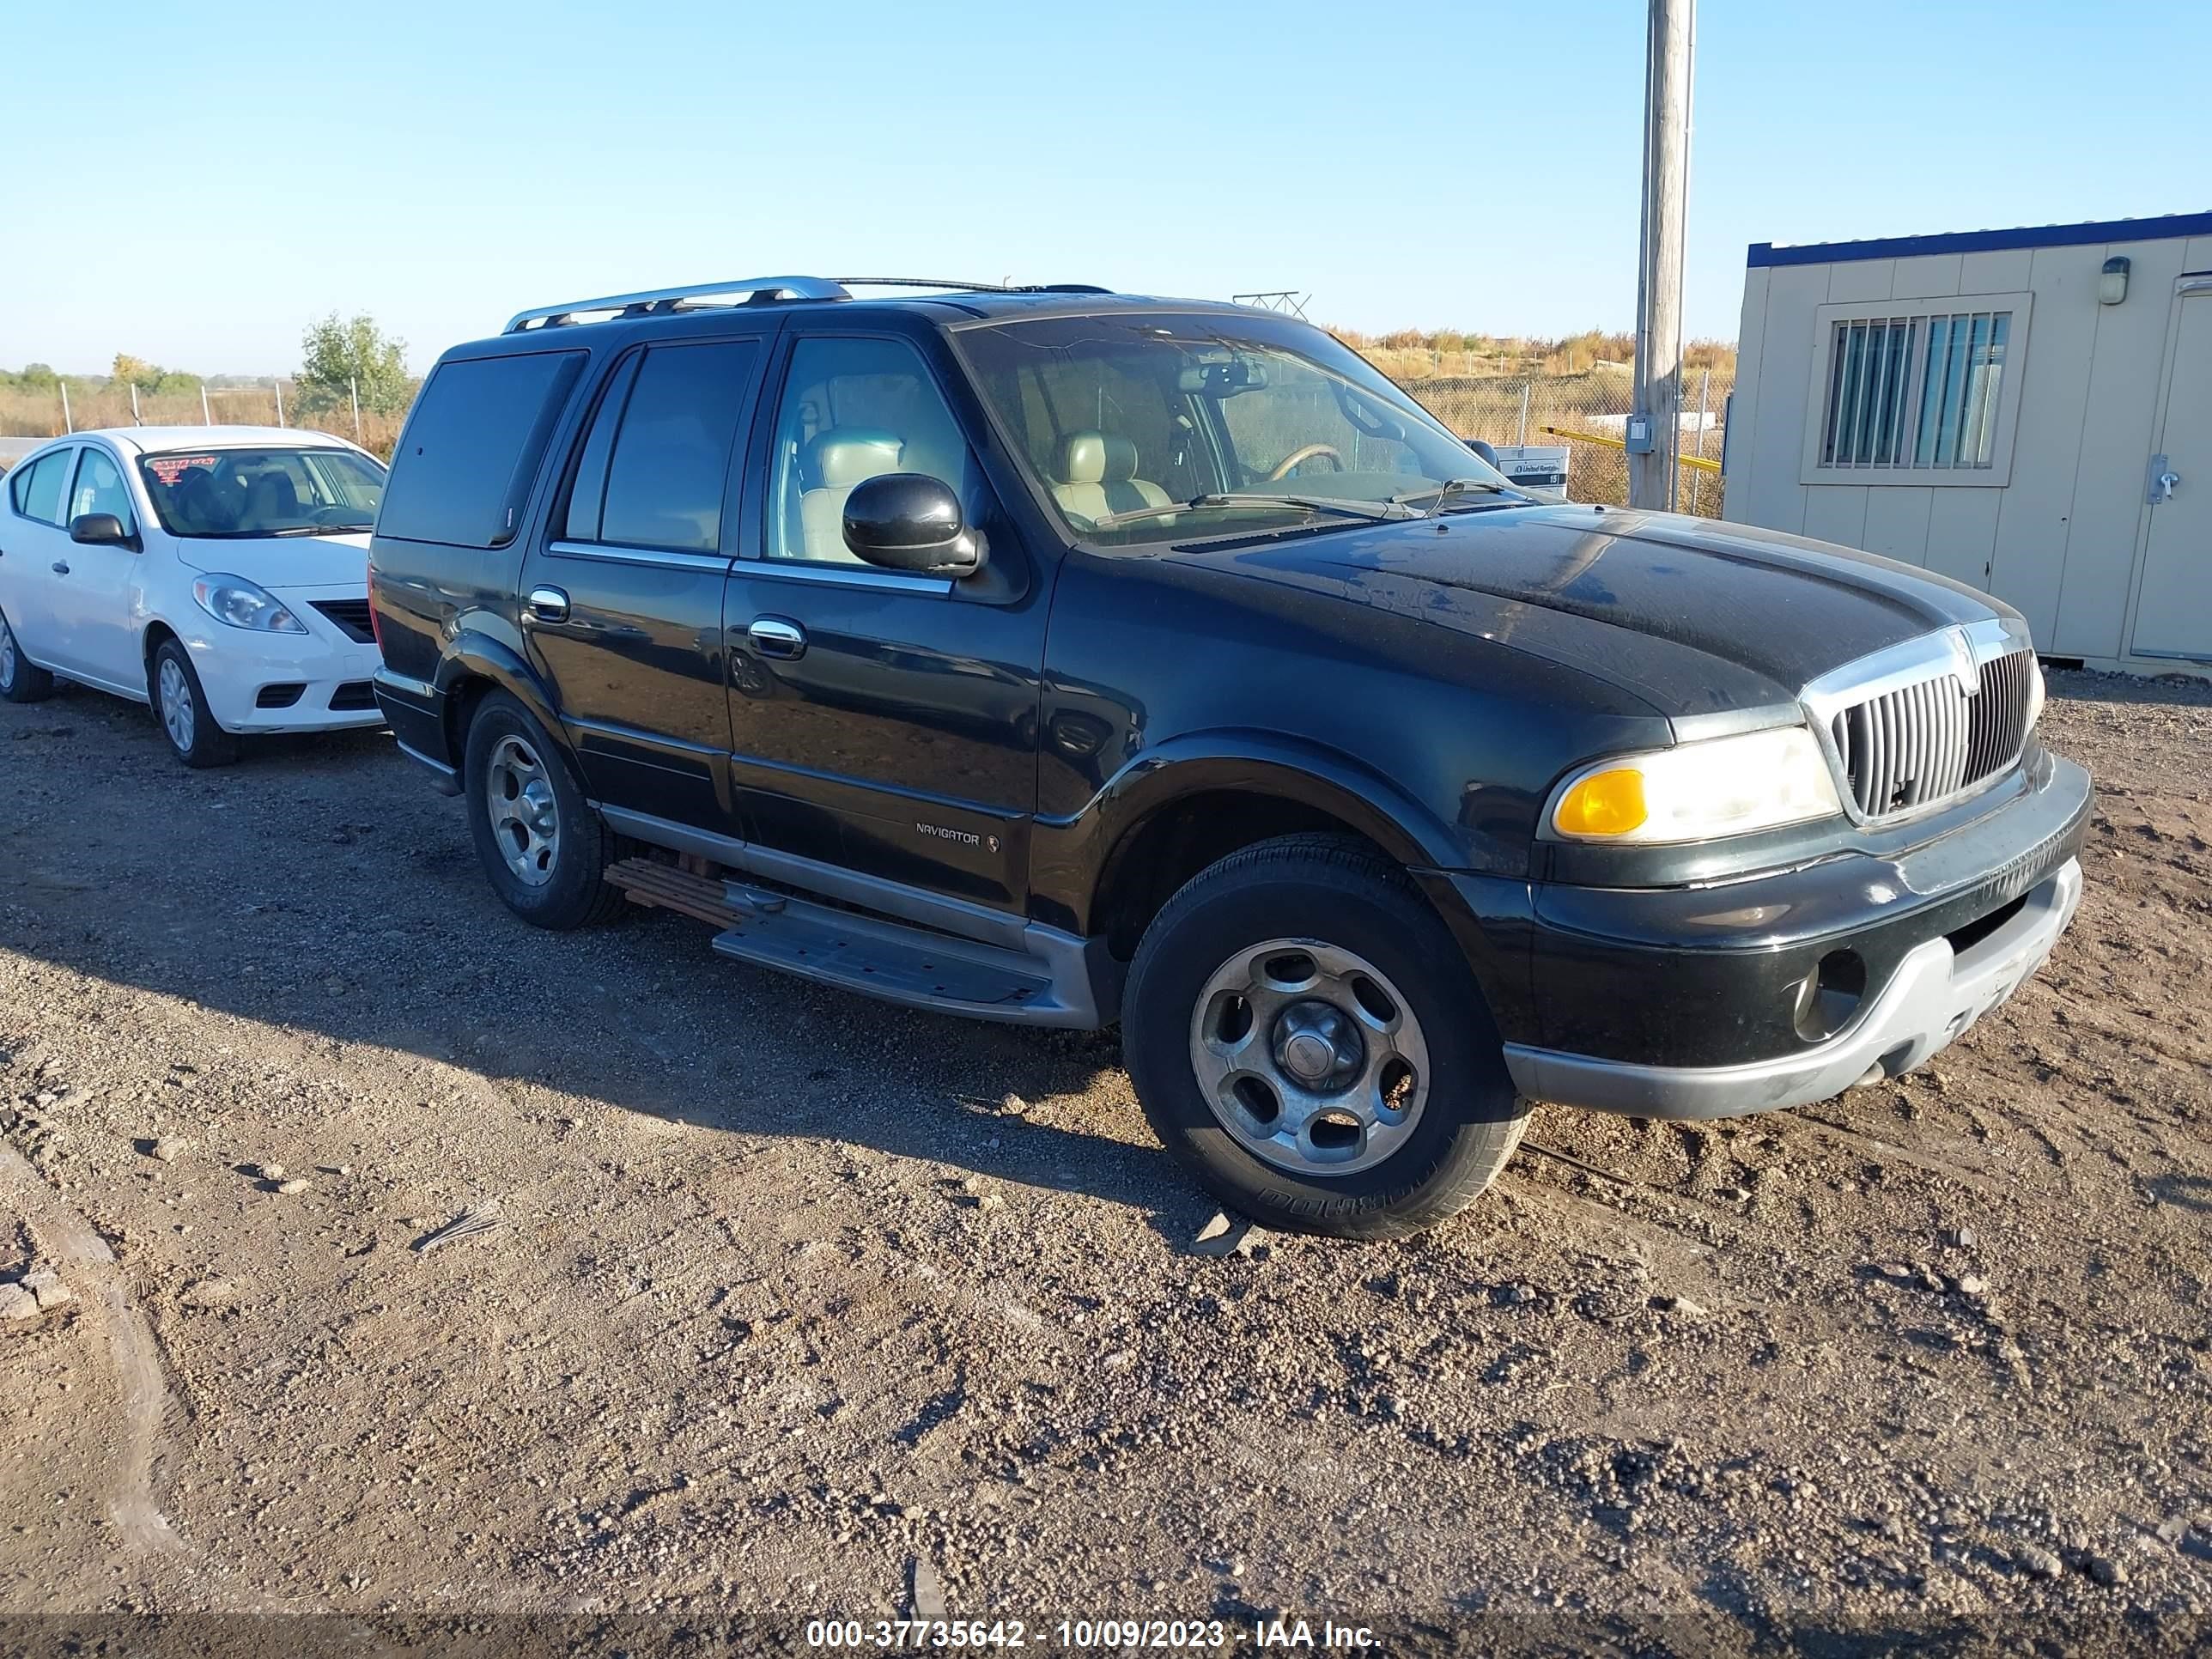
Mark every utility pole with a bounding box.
[1629,0,1694,511]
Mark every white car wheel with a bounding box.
[149,640,239,768]
[158,656,194,751]
[0,610,57,704]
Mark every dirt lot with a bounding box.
[2,671,2209,1649]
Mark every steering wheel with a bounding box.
[1267,443,1344,482]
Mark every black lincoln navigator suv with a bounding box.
[368,276,2090,1238]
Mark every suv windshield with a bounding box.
[953,313,1517,544]
[137,447,387,538]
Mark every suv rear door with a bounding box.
[522,324,773,833]
[724,321,1052,913]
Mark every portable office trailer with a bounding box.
[1723,211,2212,672]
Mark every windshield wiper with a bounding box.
[265,523,372,537]
[1389,477,1514,516]
[1085,492,1417,532]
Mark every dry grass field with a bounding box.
[0,327,1739,500]
[0,385,406,460]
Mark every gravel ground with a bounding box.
[2,670,2209,1650]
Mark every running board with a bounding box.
[712,883,1097,1025]
[602,857,1113,1028]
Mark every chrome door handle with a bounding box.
[526,586,570,623]
[51,561,69,575]
[748,617,806,659]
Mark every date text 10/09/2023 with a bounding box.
[803,1619,1381,1651]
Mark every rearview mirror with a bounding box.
[842,474,985,577]
[1177,360,1268,396]
[70,513,136,549]
[1466,439,1500,468]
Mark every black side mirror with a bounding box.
[1466,439,1501,469]
[842,473,985,577]
[70,513,136,549]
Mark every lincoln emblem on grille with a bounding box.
[1942,625,1979,695]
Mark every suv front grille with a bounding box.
[312,599,376,644]
[1827,647,2034,819]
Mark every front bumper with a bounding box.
[183,588,384,734]
[1504,857,2081,1118]
[1492,749,2092,1120]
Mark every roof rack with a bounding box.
[503,275,850,333]
[504,275,1113,332]
[830,276,1113,295]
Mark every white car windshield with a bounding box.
[953,312,1517,544]
[137,447,387,538]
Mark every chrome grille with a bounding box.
[1826,647,2033,819]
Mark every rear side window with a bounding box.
[378,349,585,547]
[564,341,757,554]
[9,450,70,525]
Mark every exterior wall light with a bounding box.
[2100,256,2130,306]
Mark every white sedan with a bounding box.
[0,427,387,766]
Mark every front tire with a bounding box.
[150,638,240,767]
[1124,834,1528,1239]
[463,690,624,929]
[0,608,56,703]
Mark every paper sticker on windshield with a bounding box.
[147,456,218,484]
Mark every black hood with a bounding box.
[1175,505,2010,721]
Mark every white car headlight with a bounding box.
[2024,654,2045,735]
[1547,726,1844,844]
[191,574,307,635]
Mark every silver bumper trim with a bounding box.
[1503,858,2083,1121]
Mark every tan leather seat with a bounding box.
[797,429,902,562]
[1050,431,1172,525]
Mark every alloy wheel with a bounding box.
[0,617,15,692]
[486,734,561,886]
[1188,939,1431,1176]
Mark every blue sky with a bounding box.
[5,0,2206,375]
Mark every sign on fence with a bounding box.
[1488,445,1571,503]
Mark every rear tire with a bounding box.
[0,608,56,703]
[463,690,625,929]
[150,638,240,768]
[1124,833,1528,1239]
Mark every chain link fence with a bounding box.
[1368,356,1734,514]
[5,349,1733,507]
[0,380,411,461]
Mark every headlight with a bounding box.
[2024,655,2045,734]
[1547,726,1844,843]
[191,575,307,635]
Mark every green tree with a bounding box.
[18,363,58,391]
[112,353,165,392]
[297,313,410,416]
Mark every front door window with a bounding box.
[763,337,978,566]
[67,448,136,533]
